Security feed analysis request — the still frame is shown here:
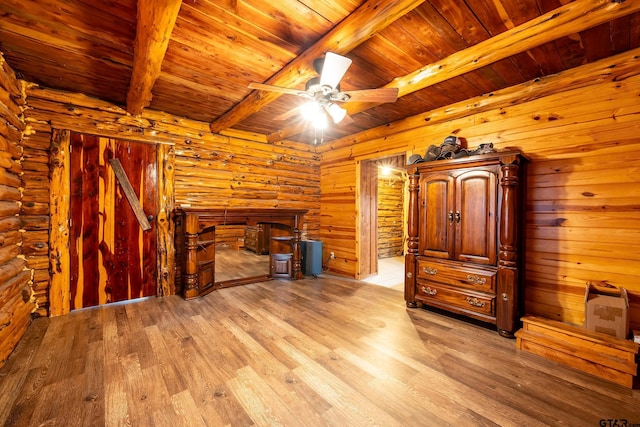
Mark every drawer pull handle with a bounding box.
[466,274,486,285]
[422,266,437,275]
[466,297,486,308]
[421,286,438,296]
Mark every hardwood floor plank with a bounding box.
[280,339,403,427]
[0,317,48,426]
[28,375,84,426]
[80,340,105,426]
[437,352,590,426]
[227,365,307,426]
[125,302,158,370]
[155,317,254,426]
[144,324,187,397]
[104,360,131,426]
[166,389,207,426]
[1,277,639,426]
[360,335,550,426]
[315,350,444,424]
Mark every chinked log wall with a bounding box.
[319,48,640,331]
[377,167,405,259]
[20,85,320,316]
[0,54,35,365]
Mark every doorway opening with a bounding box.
[358,154,407,290]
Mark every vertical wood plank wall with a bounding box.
[19,85,320,313]
[0,54,34,365]
[320,161,358,276]
[358,159,378,278]
[319,49,640,330]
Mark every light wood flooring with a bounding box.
[1,276,639,426]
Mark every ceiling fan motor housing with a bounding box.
[305,77,350,102]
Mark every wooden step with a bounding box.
[515,316,639,388]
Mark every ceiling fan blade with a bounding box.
[338,112,354,126]
[248,82,307,97]
[342,87,399,103]
[273,105,303,121]
[319,52,352,89]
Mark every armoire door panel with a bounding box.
[455,169,497,265]
[419,174,454,259]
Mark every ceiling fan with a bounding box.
[248,52,399,128]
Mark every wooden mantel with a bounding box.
[173,207,308,299]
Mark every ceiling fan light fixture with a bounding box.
[300,101,322,121]
[311,112,328,129]
[326,103,347,124]
[248,51,396,137]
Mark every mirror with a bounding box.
[214,224,271,285]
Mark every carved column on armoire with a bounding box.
[496,155,524,337]
[405,171,420,307]
[183,213,201,299]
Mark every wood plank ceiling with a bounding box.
[1,0,639,144]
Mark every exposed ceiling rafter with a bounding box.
[126,0,182,115]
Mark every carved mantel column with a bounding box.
[183,213,202,300]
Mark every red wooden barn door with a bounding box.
[70,133,157,310]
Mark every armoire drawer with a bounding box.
[415,281,495,317]
[416,259,496,293]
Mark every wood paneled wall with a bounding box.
[319,48,640,331]
[0,53,34,365]
[172,129,320,234]
[21,85,320,315]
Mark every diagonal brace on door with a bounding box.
[109,158,152,231]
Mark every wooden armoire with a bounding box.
[404,150,527,337]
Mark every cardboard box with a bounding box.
[584,282,629,339]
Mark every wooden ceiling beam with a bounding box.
[269,0,640,143]
[209,0,427,134]
[126,0,182,115]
